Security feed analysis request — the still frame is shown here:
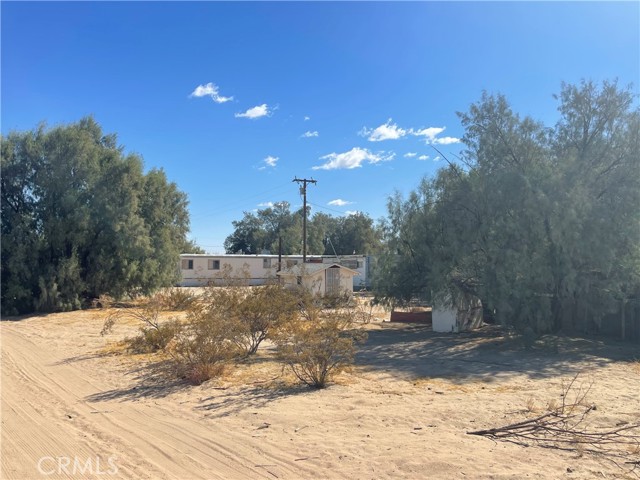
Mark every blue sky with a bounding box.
[2,1,638,253]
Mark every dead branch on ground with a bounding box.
[467,374,640,474]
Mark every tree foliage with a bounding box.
[224,202,382,255]
[1,117,192,314]
[374,81,640,333]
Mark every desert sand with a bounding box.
[2,308,639,479]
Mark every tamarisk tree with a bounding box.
[374,80,640,333]
[1,117,192,314]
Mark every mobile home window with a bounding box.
[263,258,272,268]
[208,259,220,270]
[342,259,358,269]
[182,259,193,270]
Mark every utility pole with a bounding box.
[293,177,317,263]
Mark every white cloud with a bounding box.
[418,155,430,161]
[433,155,441,161]
[411,126,461,145]
[411,127,445,142]
[312,147,395,171]
[432,136,461,145]
[328,199,353,207]
[304,116,311,121]
[345,210,360,216]
[263,155,278,167]
[361,118,407,142]
[257,202,274,208]
[301,130,319,138]
[235,104,270,119]
[189,83,233,103]
[404,152,417,158]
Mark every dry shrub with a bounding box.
[296,287,358,321]
[127,320,182,354]
[100,298,182,353]
[184,362,227,386]
[320,290,354,310]
[276,314,367,389]
[201,284,299,355]
[232,285,299,354]
[92,294,114,308]
[166,304,241,385]
[155,287,197,311]
[525,397,539,413]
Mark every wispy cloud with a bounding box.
[301,130,319,138]
[235,104,271,119]
[328,199,353,207]
[418,155,430,161]
[360,121,462,145]
[304,116,311,121]
[360,119,407,142]
[411,127,445,141]
[312,147,394,171]
[257,201,274,208]
[411,126,461,145]
[404,152,417,158]
[189,82,233,103]
[433,155,441,161]
[432,136,461,145]
[263,155,278,167]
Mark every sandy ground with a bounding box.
[2,308,639,480]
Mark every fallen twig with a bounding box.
[467,374,640,475]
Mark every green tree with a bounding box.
[1,117,193,314]
[223,201,302,254]
[331,212,382,255]
[224,205,382,256]
[182,239,206,254]
[374,80,640,334]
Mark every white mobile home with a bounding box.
[178,254,374,289]
[179,254,313,287]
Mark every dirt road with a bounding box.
[1,315,314,480]
[2,312,639,479]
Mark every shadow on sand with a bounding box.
[195,383,313,419]
[84,359,188,402]
[356,323,638,382]
[84,323,637,407]
[84,354,311,415]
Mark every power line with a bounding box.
[192,181,293,220]
[307,201,350,215]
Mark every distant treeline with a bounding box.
[224,203,382,256]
